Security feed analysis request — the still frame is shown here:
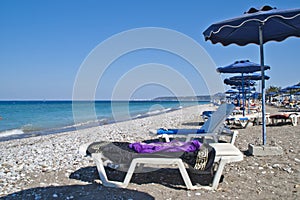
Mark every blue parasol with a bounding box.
[225,89,239,94]
[224,78,256,87]
[203,5,300,145]
[229,74,270,81]
[217,60,270,73]
[267,91,277,96]
[281,84,300,101]
[286,85,300,90]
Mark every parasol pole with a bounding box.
[248,83,251,114]
[242,73,245,116]
[259,24,267,145]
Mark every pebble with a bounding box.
[187,191,191,197]
[282,167,293,173]
[272,164,281,168]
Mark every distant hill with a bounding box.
[152,93,226,102]
[152,95,212,101]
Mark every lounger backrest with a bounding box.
[201,104,235,133]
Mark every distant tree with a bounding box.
[295,82,300,93]
[266,85,281,95]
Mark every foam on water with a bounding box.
[0,129,24,138]
[0,100,209,141]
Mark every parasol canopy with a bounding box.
[203,5,300,145]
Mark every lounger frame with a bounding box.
[160,130,238,144]
[89,143,243,190]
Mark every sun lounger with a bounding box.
[150,104,237,144]
[226,113,258,128]
[79,140,243,190]
[234,116,250,128]
[226,115,249,128]
[227,110,271,128]
[201,110,215,121]
[269,112,300,126]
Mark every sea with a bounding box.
[0,100,209,141]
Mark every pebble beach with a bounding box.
[0,103,299,200]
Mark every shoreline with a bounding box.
[0,103,214,145]
[1,103,299,199]
[0,101,208,142]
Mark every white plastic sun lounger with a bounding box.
[79,143,243,190]
[226,114,254,128]
[269,112,300,126]
[290,113,300,126]
[150,103,237,144]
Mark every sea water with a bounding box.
[0,100,209,141]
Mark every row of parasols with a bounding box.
[267,83,300,97]
[202,5,300,145]
[217,59,270,117]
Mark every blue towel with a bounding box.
[157,128,206,135]
[239,117,248,121]
[202,111,214,117]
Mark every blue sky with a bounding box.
[0,0,299,100]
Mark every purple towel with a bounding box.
[129,140,202,153]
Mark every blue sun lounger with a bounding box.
[201,110,215,121]
[150,104,238,144]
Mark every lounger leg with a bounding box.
[240,120,249,128]
[211,158,228,190]
[92,154,111,185]
[230,131,238,145]
[271,118,275,125]
[162,134,171,142]
[176,160,196,190]
[290,115,297,126]
[92,153,135,188]
[123,159,138,187]
[266,116,270,124]
[213,135,218,143]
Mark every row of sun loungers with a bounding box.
[228,112,300,127]
[223,107,299,128]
